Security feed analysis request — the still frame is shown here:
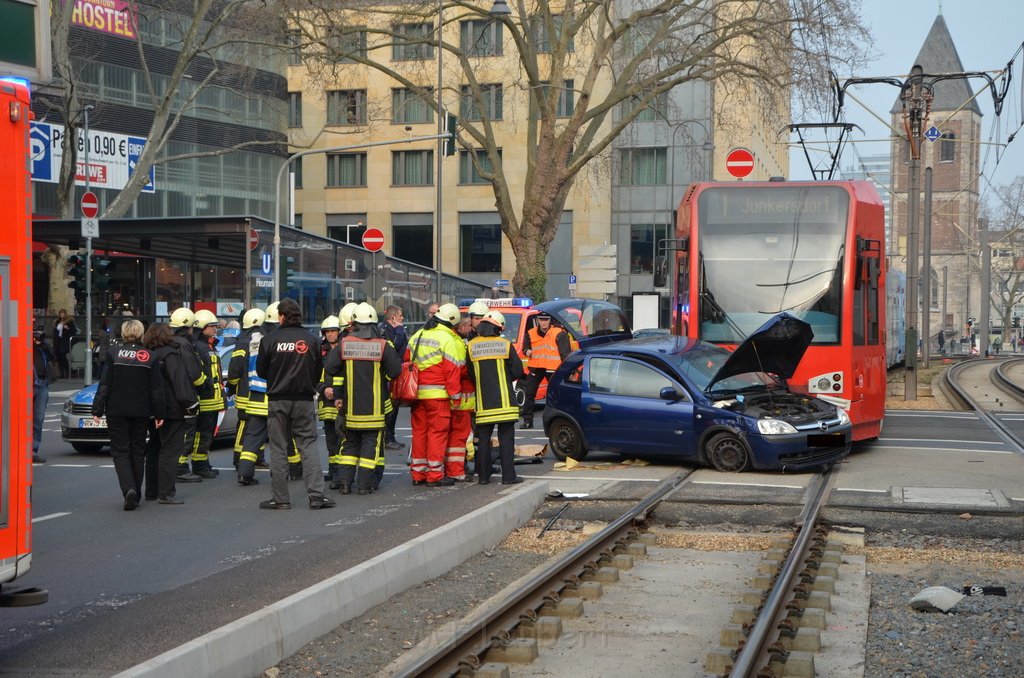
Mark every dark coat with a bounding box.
[53,318,78,355]
[151,344,199,420]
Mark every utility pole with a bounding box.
[980,220,991,357]
[922,166,933,368]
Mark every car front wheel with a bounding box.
[548,417,588,462]
[704,432,750,473]
[71,442,106,454]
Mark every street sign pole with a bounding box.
[83,104,95,386]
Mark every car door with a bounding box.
[579,356,696,458]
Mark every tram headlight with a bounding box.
[836,409,851,426]
[757,418,797,435]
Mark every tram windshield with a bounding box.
[696,186,849,344]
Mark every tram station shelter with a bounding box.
[32,216,504,327]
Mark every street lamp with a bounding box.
[346,222,364,245]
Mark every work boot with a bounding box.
[237,475,259,486]
[194,467,219,479]
[308,495,336,509]
[339,484,352,495]
[427,477,456,488]
[176,472,203,483]
[520,418,534,429]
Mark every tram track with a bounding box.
[942,357,1024,457]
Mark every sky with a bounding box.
[789,0,1024,200]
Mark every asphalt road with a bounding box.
[0,388,555,676]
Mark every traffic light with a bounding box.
[284,256,296,290]
[94,258,115,292]
[1014,315,1020,329]
[67,254,87,304]
[443,112,457,156]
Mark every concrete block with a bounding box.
[772,539,794,550]
[811,575,836,594]
[553,597,584,618]
[720,623,746,648]
[821,549,842,564]
[705,648,734,674]
[799,608,827,630]
[580,566,620,584]
[625,543,647,556]
[474,663,510,678]
[610,554,634,570]
[517,616,563,642]
[730,604,757,625]
[782,650,815,678]
[806,590,832,611]
[741,589,766,606]
[909,585,965,612]
[637,533,658,545]
[751,574,774,590]
[486,638,538,664]
[817,563,840,580]
[758,560,782,575]
[562,581,603,599]
[791,627,821,652]
[765,548,788,563]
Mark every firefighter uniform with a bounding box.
[237,302,278,484]
[228,308,265,485]
[409,304,466,486]
[328,304,401,493]
[168,307,212,481]
[184,309,226,478]
[520,312,572,428]
[317,316,343,484]
[468,311,526,484]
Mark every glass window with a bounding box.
[940,133,956,163]
[460,83,503,121]
[535,80,574,118]
[622,93,668,122]
[392,88,434,124]
[393,22,433,60]
[328,28,367,62]
[292,157,302,189]
[460,221,502,272]
[459,149,499,184]
[392,150,434,186]
[327,89,367,125]
[288,92,302,127]
[286,29,302,65]
[460,19,502,57]
[630,224,668,274]
[619,148,667,185]
[588,358,674,398]
[531,14,573,54]
[393,221,433,267]
[327,152,367,187]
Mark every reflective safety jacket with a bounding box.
[227,327,258,412]
[193,334,226,412]
[408,324,465,401]
[453,337,476,411]
[468,334,525,424]
[245,328,269,416]
[524,326,571,371]
[316,339,340,421]
[326,332,402,429]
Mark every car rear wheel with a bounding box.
[547,417,588,462]
[71,442,106,454]
[704,432,750,473]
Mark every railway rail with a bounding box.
[942,357,1024,457]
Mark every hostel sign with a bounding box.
[71,0,136,39]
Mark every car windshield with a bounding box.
[670,341,779,395]
[499,311,525,344]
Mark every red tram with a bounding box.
[0,79,47,606]
[669,180,887,441]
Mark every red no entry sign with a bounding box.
[81,191,99,219]
[249,228,260,251]
[725,148,755,179]
[362,227,385,252]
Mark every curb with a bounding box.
[113,481,548,678]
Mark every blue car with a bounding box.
[542,313,852,472]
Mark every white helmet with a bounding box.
[353,302,378,324]
[169,307,195,328]
[339,302,359,328]
[242,308,266,329]
[482,310,506,330]
[467,301,489,317]
[193,309,219,329]
[321,315,341,332]
[263,301,281,323]
[435,303,461,325]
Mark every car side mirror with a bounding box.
[660,386,683,401]
[653,256,668,288]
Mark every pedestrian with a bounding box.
[92,319,161,511]
[233,305,274,485]
[144,322,200,505]
[520,311,572,429]
[94,328,111,381]
[378,305,409,450]
[937,330,945,355]
[188,309,227,478]
[255,298,335,510]
[53,308,77,379]
[32,325,58,464]
[408,303,465,487]
[316,315,343,486]
[467,310,525,484]
[168,307,213,483]
[990,333,1001,355]
[328,303,401,494]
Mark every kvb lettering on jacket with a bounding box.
[275,340,309,353]
[117,348,151,362]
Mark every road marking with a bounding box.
[835,487,890,493]
[878,438,1004,445]
[50,463,93,467]
[33,512,71,523]
[692,480,804,489]
[523,475,663,482]
[885,412,976,419]
[865,445,1012,454]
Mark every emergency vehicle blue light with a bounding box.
[0,77,30,91]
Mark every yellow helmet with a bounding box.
[242,308,266,329]
[193,309,219,329]
[169,307,195,328]
[263,301,281,323]
[339,302,358,328]
[353,302,378,324]
[482,310,506,330]
[435,303,461,325]
[321,315,341,332]
[468,301,489,317]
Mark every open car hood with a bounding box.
[706,313,813,390]
[533,299,632,348]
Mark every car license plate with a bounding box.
[807,433,844,447]
[80,417,106,429]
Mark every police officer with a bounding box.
[168,307,212,481]
[236,302,278,485]
[317,315,343,485]
[188,309,226,478]
[227,307,265,481]
[328,303,401,494]
[468,311,525,484]
[520,311,571,429]
[255,298,335,510]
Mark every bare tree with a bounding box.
[284,0,871,298]
[985,177,1024,337]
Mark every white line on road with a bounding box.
[835,487,890,493]
[523,475,663,482]
[692,480,804,489]
[884,412,976,419]
[32,512,71,523]
[879,438,1004,445]
[865,445,1012,454]
[49,463,93,467]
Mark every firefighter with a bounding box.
[236,301,278,485]
[228,307,265,484]
[448,313,475,480]
[255,298,335,510]
[186,309,226,478]
[317,315,343,486]
[168,307,212,482]
[408,303,465,487]
[468,311,525,484]
[519,311,571,429]
[466,301,489,339]
[329,303,401,494]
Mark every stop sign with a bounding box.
[725,148,755,179]
[361,227,385,252]
[81,191,99,218]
